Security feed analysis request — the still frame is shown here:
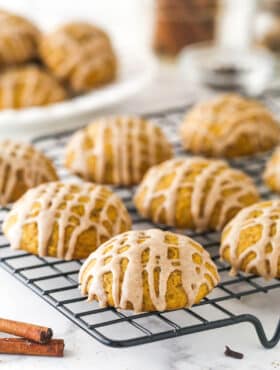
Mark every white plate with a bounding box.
[0,47,156,138]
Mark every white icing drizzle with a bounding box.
[79,229,220,312]
[0,65,66,109]
[180,94,280,156]
[0,10,40,65]
[220,200,280,279]
[0,140,57,205]
[263,147,280,190]
[3,182,131,260]
[135,157,259,231]
[66,116,173,185]
[40,22,116,91]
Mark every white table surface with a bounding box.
[0,264,279,370]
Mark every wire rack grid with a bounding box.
[0,103,279,349]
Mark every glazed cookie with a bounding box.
[0,65,67,109]
[0,9,40,66]
[65,116,173,186]
[79,229,220,312]
[263,147,280,192]
[134,157,260,232]
[180,94,280,157]
[39,22,117,92]
[3,182,132,260]
[0,140,58,206]
[220,200,280,279]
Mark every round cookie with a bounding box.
[180,94,280,158]
[0,65,67,109]
[79,229,220,312]
[263,147,280,192]
[3,182,132,260]
[0,9,40,66]
[0,140,58,206]
[220,200,280,279]
[39,22,117,93]
[134,157,260,232]
[65,116,173,186]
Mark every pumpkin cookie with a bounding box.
[3,182,132,260]
[220,200,280,279]
[134,157,260,232]
[65,116,173,186]
[39,22,117,92]
[263,147,280,193]
[180,94,280,157]
[0,140,58,205]
[79,229,220,312]
[0,9,40,66]
[0,65,67,109]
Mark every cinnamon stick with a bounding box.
[0,318,53,344]
[0,338,64,357]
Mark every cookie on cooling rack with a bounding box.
[0,140,58,206]
[65,116,173,186]
[79,229,220,312]
[180,94,280,158]
[0,65,67,109]
[263,147,280,193]
[3,182,132,260]
[39,22,117,93]
[0,9,40,66]
[134,157,260,232]
[220,200,280,279]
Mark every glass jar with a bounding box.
[153,0,219,57]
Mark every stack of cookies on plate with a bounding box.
[0,9,117,110]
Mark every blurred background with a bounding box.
[0,0,257,52]
[0,0,155,53]
[2,0,280,136]
[2,0,277,93]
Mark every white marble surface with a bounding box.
[0,265,279,370]
[0,2,279,369]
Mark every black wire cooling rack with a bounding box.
[0,103,279,349]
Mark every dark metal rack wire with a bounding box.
[0,103,279,349]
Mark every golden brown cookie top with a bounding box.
[134,157,260,231]
[263,147,280,192]
[3,182,132,260]
[55,22,110,43]
[79,229,220,312]
[0,140,58,205]
[180,94,280,157]
[39,21,116,92]
[0,9,40,66]
[0,65,67,109]
[65,116,173,185]
[220,200,280,279]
